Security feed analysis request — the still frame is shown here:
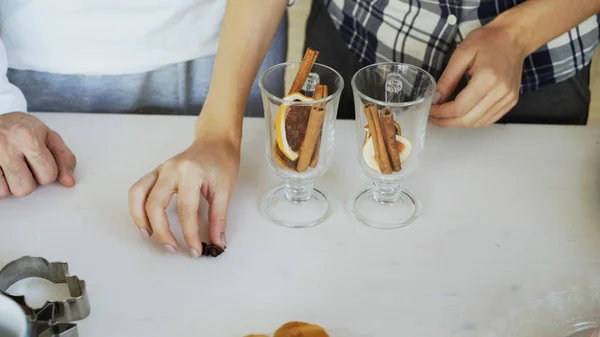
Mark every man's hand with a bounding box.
[0,112,76,199]
[429,25,526,128]
[128,117,240,257]
[430,0,600,128]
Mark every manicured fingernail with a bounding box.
[220,232,227,249]
[190,248,200,258]
[165,245,177,255]
[139,228,150,240]
[433,92,442,105]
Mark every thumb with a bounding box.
[208,192,230,249]
[46,130,77,187]
[434,45,474,105]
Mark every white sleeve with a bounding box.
[0,38,27,115]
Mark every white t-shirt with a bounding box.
[0,0,227,113]
[1,0,227,75]
[0,38,26,114]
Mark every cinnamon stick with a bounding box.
[309,84,328,168]
[288,48,319,95]
[364,104,382,168]
[364,103,392,174]
[380,108,401,172]
[309,131,322,168]
[297,87,326,172]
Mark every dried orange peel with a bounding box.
[275,93,314,161]
[244,321,329,337]
[274,321,329,337]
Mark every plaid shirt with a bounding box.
[325,0,600,92]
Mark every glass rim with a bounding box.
[258,61,344,106]
[351,62,437,108]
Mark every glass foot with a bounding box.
[261,183,332,228]
[350,185,421,229]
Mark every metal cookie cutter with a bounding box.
[0,256,91,337]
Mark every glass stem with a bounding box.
[284,179,314,203]
[373,180,402,203]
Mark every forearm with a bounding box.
[196,0,287,143]
[0,38,27,115]
[489,0,600,57]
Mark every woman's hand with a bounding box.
[128,117,240,257]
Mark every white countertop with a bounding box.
[1,113,600,337]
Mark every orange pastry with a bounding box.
[273,321,329,337]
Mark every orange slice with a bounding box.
[274,322,329,337]
[362,135,412,172]
[362,136,379,172]
[397,136,412,163]
[275,93,314,161]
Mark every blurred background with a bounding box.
[286,3,600,126]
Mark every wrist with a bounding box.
[486,8,534,58]
[195,102,244,150]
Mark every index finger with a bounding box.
[46,131,77,187]
[145,174,180,253]
[430,72,495,119]
[128,170,158,238]
[434,45,474,105]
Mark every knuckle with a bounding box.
[498,81,511,94]
[159,160,175,172]
[453,102,469,117]
[37,173,56,186]
[12,125,38,145]
[437,73,454,89]
[454,41,471,54]
[177,203,198,220]
[177,158,202,176]
[65,152,77,165]
[130,213,145,225]
[0,135,8,150]
[144,194,167,216]
[481,69,498,83]
[213,215,227,227]
[182,231,199,245]
[144,198,159,215]
[128,184,142,199]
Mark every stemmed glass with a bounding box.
[350,62,436,229]
[259,60,343,228]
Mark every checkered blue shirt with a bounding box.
[324,0,600,92]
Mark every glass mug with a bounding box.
[259,62,343,228]
[350,62,436,229]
